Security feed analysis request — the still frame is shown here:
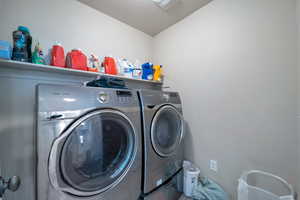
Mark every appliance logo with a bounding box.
[98,92,109,103]
[163,93,170,101]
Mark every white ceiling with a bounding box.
[78,0,212,36]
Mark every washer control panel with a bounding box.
[95,90,136,105]
[116,90,133,104]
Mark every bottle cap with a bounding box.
[18,26,30,34]
[54,42,62,46]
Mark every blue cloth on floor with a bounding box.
[192,177,229,200]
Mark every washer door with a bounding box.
[49,109,137,196]
[151,105,183,157]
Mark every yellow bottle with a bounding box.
[153,65,163,81]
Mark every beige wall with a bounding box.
[0,0,153,63]
[154,0,298,199]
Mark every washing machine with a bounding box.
[138,90,184,195]
[37,84,142,200]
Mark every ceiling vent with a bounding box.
[152,0,180,10]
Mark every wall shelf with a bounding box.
[0,59,162,85]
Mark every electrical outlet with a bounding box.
[210,160,218,172]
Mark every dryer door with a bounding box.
[49,109,137,196]
[151,105,183,157]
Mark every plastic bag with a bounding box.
[191,177,229,200]
[238,170,294,200]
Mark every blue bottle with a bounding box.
[0,40,12,60]
[142,62,153,80]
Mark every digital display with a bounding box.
[116,91,132,97]
[169,92,178,97]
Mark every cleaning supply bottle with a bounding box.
[116,58,124,75]
[88,54,100,72]
[51,42,65,68]
[153,65,163,81]
[119,58,133,78]
[142,62,154,80]
[98,56,105,73]
[103,56,118,75]
[66,49,88,71]
[12,26,32,62]
[32,42,45,65]
[0,40,12,60]
[132,59,142,79]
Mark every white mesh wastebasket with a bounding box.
[238,170,294,200]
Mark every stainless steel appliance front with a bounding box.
[139,90,184,195]
[37,84,142,200]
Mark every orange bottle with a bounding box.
[153,65,163,81]
[103,57,118,75]
[51,43,65,68]
[66,49,88,71]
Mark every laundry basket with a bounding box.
[238,170,294,200]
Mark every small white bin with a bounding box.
[238,170,294,200]
[183,161,200,197]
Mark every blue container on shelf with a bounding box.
[0,40,12,60]
[142,62,154,80]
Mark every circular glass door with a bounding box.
[58,110,136,196]
[151,105,183,157]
